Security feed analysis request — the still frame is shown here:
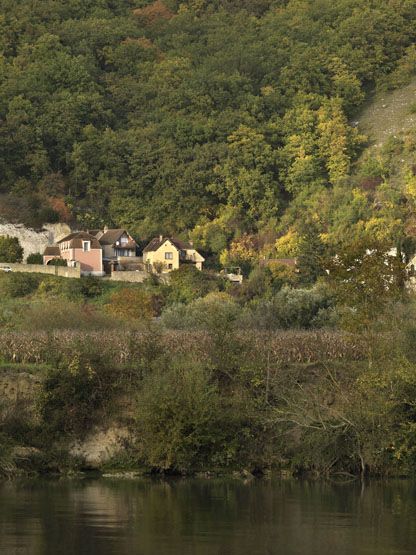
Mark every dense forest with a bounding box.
[2,0,416,267]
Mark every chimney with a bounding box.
[189,240,193,247]
[104,225,108,233]
[159,234,163,242]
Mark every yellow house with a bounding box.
[143,236,205,273]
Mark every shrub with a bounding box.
[106,287,163,320]
[168,266,222,304]
[38,350,117,438]
[237,266,274,301]
[0,236,23,263]
[0,273,40,298]
[161,292,240,330]
[36,276,69,298]
[135,358,254,472]
[0,399,35,445]
[240,284,334,329]
[35,276,105,301]
[17,300,119,331]
[268,262,298,289]
[232,265,292,302]
[65,276,103,300]
[159,302,192,329]
[26,253,43,264]
[48,258,67,266]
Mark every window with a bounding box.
[82,241,91,252]
[165,252,173,260]
[168,263,173,270]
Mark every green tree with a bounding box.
[213,125,281,227]
[26,253,43,264]
[0,236,23,263]
[326,239,406,331]
[135,357,253,472]
[168,266,221,303]
[296,222,326,285]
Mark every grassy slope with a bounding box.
[357,78,416,147]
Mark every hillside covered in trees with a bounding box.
[2,0,416,268]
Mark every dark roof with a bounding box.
[57,232,101,249]
[88,229,101,237]
[171,237,193,250]
[57,232,79,243]
[43,246,60,256]
[143,237,164,253]
[143,236,193,253]
[99,229,132,246]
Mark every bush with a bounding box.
[0,236,23,263]
[236,266,275,301]
[26,253,43,264]
[48,258,67,266]
[0,273,41,298]
[0,399,35,445]
[168,266,222,304]
[106,287,163,320]
[17,300,120,331]
[38,349,117,438]
[240,284,334,329]
[161,292,240,330]
[135,357,254,472]
[36,276,70,298]
[64,276,103,300]
[35,276,105,301]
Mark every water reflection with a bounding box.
[1,478,416,554]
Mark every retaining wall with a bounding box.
[0,263,81,278]
[110,270,148,283]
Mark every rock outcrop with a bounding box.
[0,222,71,260]
[70,426,132,467]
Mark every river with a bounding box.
[1,477,415,554]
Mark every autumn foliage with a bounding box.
[133,1,173,25]
[106,288,163,321]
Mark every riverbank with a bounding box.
[0,325,414,480]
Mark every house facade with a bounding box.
[89,228,139,273]
[43,232,104,276]
[143,236,205,273]
[95,228,137,258]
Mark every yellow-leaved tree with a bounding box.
[318,98,365,186]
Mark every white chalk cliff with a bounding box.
[0,222,71,260]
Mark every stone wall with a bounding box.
[0,263,81,278]
[110,270,148,283]
[117,256,144,270]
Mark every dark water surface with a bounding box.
[1,478,416,555]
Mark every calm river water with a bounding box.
[1,478,416,555]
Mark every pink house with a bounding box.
[43,232,104,276]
